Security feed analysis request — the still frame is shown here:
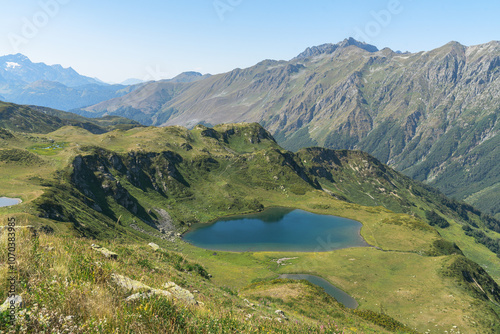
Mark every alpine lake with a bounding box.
[183,207,368,308]
[0,197,21,207]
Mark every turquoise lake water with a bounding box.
[183,207,368,252]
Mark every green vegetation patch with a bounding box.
[27,142,68,155]
[442,255,500,305]
[0,148,45,166]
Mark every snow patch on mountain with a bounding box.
[5,62,20,69]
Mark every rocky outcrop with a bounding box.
[72,154,138,214]
[148,242,160,251]
[294,38,379,59]
[154,208,175,234]
[163,282,197,305]
[91,244,118,259]
[125,290,172,302]
[111,274,197,305]
[70,148,192,234]
[77,40,500,216]
[129,223,178,241]
[72,148,187,202]
[111,274,151,291]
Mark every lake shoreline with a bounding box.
[0,197,22,207]
[183,207,370,253]
[278,273,358,309]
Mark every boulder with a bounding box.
[164,282,197,305]
[91,244,118,260]
[275,309,287,320]
[112,274,197,305]
[0,295,23,313]
[148,242,160,251]
[125,289,172,302]
[110,274,150,292]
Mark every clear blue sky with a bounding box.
[1,0,499,83]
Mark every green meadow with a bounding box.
[1,122,500,333]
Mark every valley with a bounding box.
[1,0,499,332]
[74,39,500,220]
[1,109,500,332]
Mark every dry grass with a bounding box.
[1,224,393,333]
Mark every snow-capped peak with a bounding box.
[5,62,21,70]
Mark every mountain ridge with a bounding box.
[0,53,104,87]
[0,53,214,111]
[0,100,141,134]
[294,37,379,59]
[74,38,500,219]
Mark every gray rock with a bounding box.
[154,208,175,233]
[110,274,150,292]
[148,242,160,251]
[125,289,172,302]
[0,295,23,313]
[275,309,287,320]
[112,274,197,306]
[164,282,197,305]
[91,244,118,259]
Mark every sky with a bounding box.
[1,0,499,83]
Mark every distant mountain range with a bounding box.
[0,53,103,87]
[120,78,144,86]
[0,54,210,111]
[0,100,141,134]
[0,53,138,110]
[74,38,500,219]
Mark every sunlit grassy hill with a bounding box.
[1,111,500,332]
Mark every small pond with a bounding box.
[0,197,21,208]
[279,274,358,309]
[183,207,368,252]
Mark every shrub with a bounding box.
[425,210,450,228]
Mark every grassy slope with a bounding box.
[295,148,500,284]
[1,123,500,333]
[2,229,403,334]
[0,101,141,135]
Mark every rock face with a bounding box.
[71,148,186,210]
[68,147,188,235]
[77,39,500,217]
[72,154,138,215]
[294,37,379,59]
[154,208,175,234]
